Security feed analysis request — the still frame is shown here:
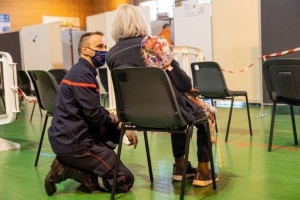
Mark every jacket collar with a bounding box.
[78,57,98,76]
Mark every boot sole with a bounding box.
[172,173,195,181]
[192,176,219,187]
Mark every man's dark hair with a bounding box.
[78,31,104,55]
[162,23,170,29]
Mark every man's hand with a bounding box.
[109,112,119,124]
[125,130,138,149]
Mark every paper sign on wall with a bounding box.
[0,14,10,33]
[182,0,207,17]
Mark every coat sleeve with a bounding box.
[166,60,192,92]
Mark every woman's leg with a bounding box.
[193,124,218,186]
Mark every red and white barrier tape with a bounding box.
[221,57,261,73]
[221,46,300,73]
[263,47,300,59]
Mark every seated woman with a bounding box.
[106,4,218,187]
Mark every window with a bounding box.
[139,0,211,20]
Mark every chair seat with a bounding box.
[277,96,300,106]
[203,90,247,99]
[134,125,187,132]
[227,90,247,96]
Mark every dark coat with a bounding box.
[106,37,205,123]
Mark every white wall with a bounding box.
[212,0,260,102]
[87,6,151,48]
[20,21,63,71]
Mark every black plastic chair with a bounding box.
[110,66,217,200]
[191,61,252,142]
[27,70,58,167]
[263,59,300,151]
[16,70,42,121]
[98,68,109,108]
[48,69,68,85]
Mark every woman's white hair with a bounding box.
[111,4,151,42]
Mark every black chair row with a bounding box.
[16,69,66,167]
[110,59,300,199]
[30,59,299,199]
[191,60,300,152]
[16,69,68,122]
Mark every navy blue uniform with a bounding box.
[48,58,134,192]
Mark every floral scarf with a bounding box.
[141,35,173,70]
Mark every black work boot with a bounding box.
[44,158,85,196]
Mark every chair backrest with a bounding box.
[191,62,229,98]
[111,66,187,129]
[98,68,109,93]
[263,58,300,102]
[48,69,68,84]
[17,70,32,96]
[27,70,58,113]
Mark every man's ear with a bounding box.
[81,46,89,56]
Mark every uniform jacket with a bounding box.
[48,58,112,154]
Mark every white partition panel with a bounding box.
[20,21,64,71]
[212,0,260,103]
[72,31,87,66]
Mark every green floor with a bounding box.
[0,101,300,200]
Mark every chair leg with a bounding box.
[245,94,252,136]
[111,123,126,200]
[211,99,218,133]
[34,113,49,167]
[143,131,153,182]
[205,119,217,189]
[290,105,298,145]
[30,102,36,122]
[225,97,234,142]
[180,125,193,200]
[268,102,277,152]
[39,104,43,117]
